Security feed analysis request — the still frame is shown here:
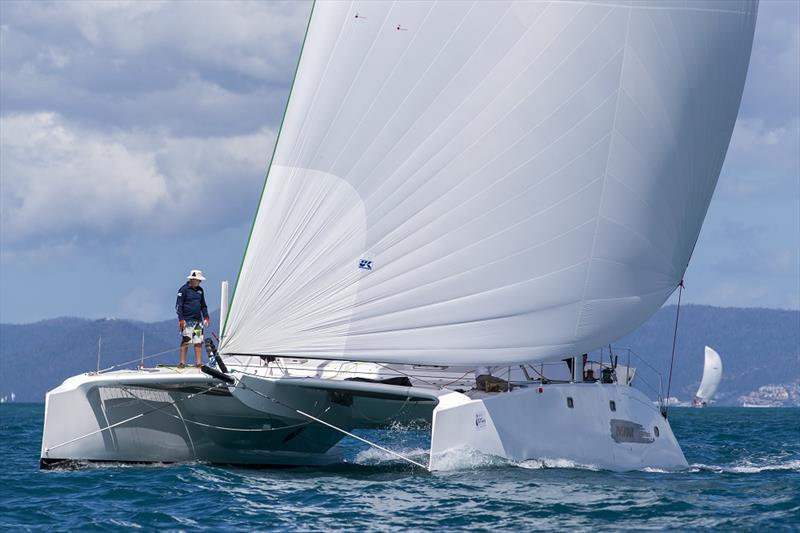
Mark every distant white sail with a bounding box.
[696,346,723,402]
[221,1,758,365]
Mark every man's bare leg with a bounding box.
[194,344,202,367]
[179,343,188,368]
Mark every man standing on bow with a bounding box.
[176,269,210,368]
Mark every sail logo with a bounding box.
[358,259,373,270]
[475,412,487,430]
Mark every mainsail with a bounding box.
[221,1,757,365]
[696,346,723,402]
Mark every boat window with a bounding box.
[609,400,616,411]
[654,426,660,437]
[567,397,574,408]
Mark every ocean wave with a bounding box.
[516,457,601,471]
[352,446,430,467]
[42,459,183,471]
[429,447,602,472]
[692,459,800,474]
[638,467,676,473]
[428,447,508,470]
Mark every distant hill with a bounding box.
[0,306,797,404]
[614,305,799,405]
[0,313,222,403]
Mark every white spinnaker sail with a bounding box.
[696,346,723,401]
[221,1,757,365]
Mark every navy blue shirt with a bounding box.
[176,282,209,322]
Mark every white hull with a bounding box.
[430,383,686,471]
[41,361,687,472]
[40,369,347,468]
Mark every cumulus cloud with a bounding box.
[692,0,800,310]
[0,111,275,246]
[724,118,799,180]
[737,0,799,125]
[0,0,797,322]
[1,112,168,243]
[0,1,310,135]
[117,286,162,322]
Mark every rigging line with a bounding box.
[664,280,684,418]
[373,362,443,390]
[43,385,220,454]
[369,362,469,392]
[235,380,428,470]
[97,346,181,374]
[438,369,475,389]
[295,408,428,470]
[170,398,196,458]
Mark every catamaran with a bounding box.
[693,346,723,407]
[40,0,757,471]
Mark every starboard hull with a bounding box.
[430,383,687,471]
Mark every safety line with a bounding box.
[96,346,180,374]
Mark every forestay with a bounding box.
[221,0,758,365]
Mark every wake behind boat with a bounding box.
[41,0,758,472]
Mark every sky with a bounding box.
[0,0,798,325]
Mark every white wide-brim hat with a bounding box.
[187,269,206,281]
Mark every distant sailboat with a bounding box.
[694,346,723,407]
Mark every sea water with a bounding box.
[1,405,798,531]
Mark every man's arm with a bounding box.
[200,290,209,323]
[176,288,185,322]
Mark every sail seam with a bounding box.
[362,3,602,213]
[340,1,491,191]
[364,48,622,261]
[574,4,633,341]
[276,98,615,319]
[305,3,400,171]
[324,2,451,174]
[267,176,603,331]
[548,0,749,15]
[281,2,357,185]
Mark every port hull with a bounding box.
[40,370,350,467]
